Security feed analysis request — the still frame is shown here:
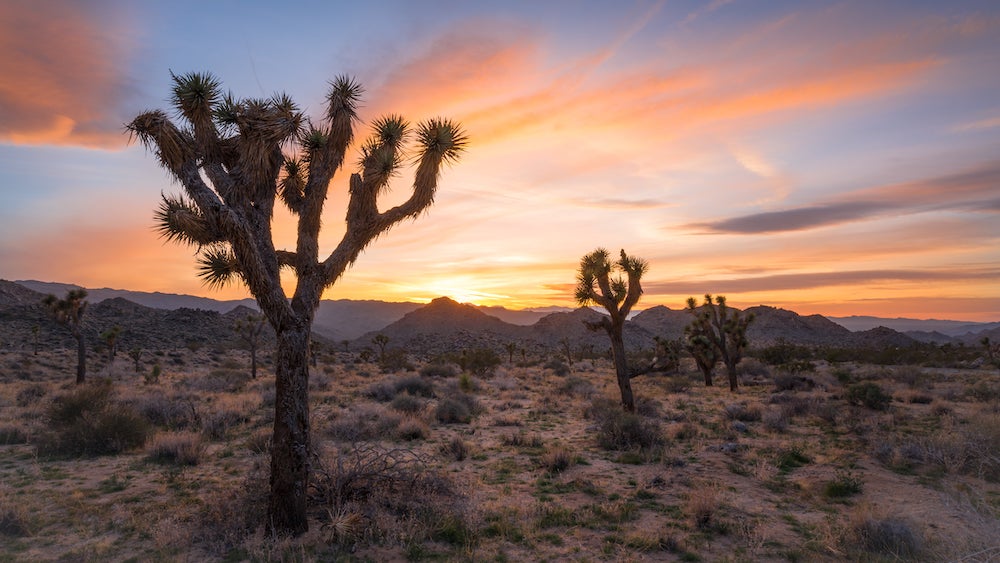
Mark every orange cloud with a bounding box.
[0,0,134,148]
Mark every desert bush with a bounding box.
[775,445,812,473]
[395,417,430,441]
[686,485,723,532]
[965,380,1000,402]
[200,399,252,440]
[587,397,665,452]
[420,363,458,378]
[246,428,271,455]
[559,374,595,398]
[540,446,575,474]
[543,358,570,376]
[501,431,543,448]
[0,487,31,537]
[458,347,502,376]
[393,375,435,398]
[311,443,473,547]
[36,382,150,457]
[772,372,816,392]
[823,469,863,498]
[738,358,770,378]
[133,391,199,430]
[147,431,205,465]
[379,348,414,373]
[0,425,29,445]
[187,368,250,393]
[663,374,692,393]
[15,383,46,407]
[723,402,762,422]
[842,507,924,559]
[327,404,403,442]
[440,436,469,462]
[762,407,790,433]
[389,393,424,414]
[435,393,483,424]
[145,363,162,385]
[846,382,893,410]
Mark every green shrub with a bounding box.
[389,393,424,413]
[435,393,483,424]
[823,469,863,498]
[420,363,458,378]
[587,397,664,452]
[459,348,502,376]
[846,382,892,410]
[393,374,435,398]
[379,349,414,373]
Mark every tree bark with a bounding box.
[609,331,635,412]
[268,323,312,535]
[725,359,738,392]
[74,330,86,385]
[250,344,258,379]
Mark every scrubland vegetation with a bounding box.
[1,344,998,561]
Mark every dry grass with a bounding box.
[0,348,997,561]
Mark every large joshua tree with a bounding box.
[575,248,648,412]
[42,289,89,384]
[685,294,754,392]
[128,72,465,535]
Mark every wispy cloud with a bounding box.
[688,161,1000,233]
[0,0,135,148]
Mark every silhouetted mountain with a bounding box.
[745,306,856,347]
[829,315,998,337]
[314,300,422,341]
[904,331,956,345]
[15,280,257,313]
[630,305,689,341]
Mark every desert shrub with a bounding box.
[888,366,926,388]
[775,445,812,473]
[0,425,28,445]
[389,393,424,414]
[37,382,150,457]
[458,347,502,376]
[15,383,46,407]
[435,393,483,424]
[762,407,790,433]
[663,374,692,393]
[559,375,595,398]
[379,348,414,373]
[133,391,199,430]
[501,431,543,448]
[823,469,863,498]
[246,428,271,455]
[772,372,815,392]
[846,382,892,410]
[686,486,723,532]
[540,446,575,474]
[395,417,430,441]
[200,399,251,440]
[636,397,663,418]
[393,375,435,398]
[420,363,458,378]
[738,358,770,378]
[311,443,473,547]
[327,404,403,442]
[723,402,762,422]
[147,431,205,465]
[440,437,469,462]
[587,397,664,452]
[965,380,1000,402]
[0,487,31,537]
[145,363,162,384]
[188,369,250,392]
[543,358,570,376]
[843,509,924,559]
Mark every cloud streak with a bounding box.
[0,0,135,148]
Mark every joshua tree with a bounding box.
[372,333,389,362]
[685,294,754,392]
[42,289,88,384]
[31,325,40,355]
[128,71,465,535]
[575,248,648,412]
[504,342,518,365]
[128,347,144,373]
[982,337,1000,369]
[684,321,720,386]
[101,325,122,367]
[235,313,267,379]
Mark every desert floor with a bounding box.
[1,348,999,562]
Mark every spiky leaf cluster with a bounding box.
[575,248,648,320]
[42,290,88,330]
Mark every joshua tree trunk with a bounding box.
[724,358,738,392]
[268,323,312,534]
[74,330,86,385]
[609,330,635,412]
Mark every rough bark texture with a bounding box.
[609,330,634,412]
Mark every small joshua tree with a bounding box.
[685,315,721,386]
[685,294,754,392]
[128,347,144,373]
[42,290,89,384]
[234,313,266,379]
[575,248,648,412]
[504,342,518,365]
[372,333,389,363]
[101,325,122,367]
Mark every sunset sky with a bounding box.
[1,0,998,321]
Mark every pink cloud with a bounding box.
[0,0,134,148]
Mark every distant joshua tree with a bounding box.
[982,337,1000,369]
[685,294,754,392]
[128,347,144,373]
[101,325,122,367]
[504,342,518,364]
[128,71,465,534]
[372,333,389,363]
[42,289,89,384]
[575,248,648,412]
[234,313,266,379]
